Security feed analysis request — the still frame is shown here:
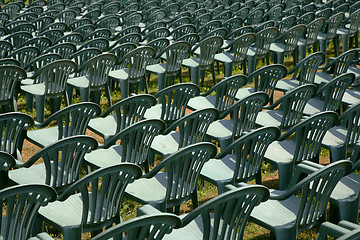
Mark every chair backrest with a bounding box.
[317,73,355,112]
[277,84,317,130]
[229,92,269,139]
[338,102,360,149]
[347,8,360,37]
[4,31,33,49]
[328,49,358,78]
[39,102,101,140]
[177,33,200,46]
[162,41,192,76]
[166,108,219,148]
[154,83,200,124]
[325,12,345,41]
[293,160,351,231]
[109,43,137,70]
[0,112,34,160]
[0,184,57,240]
[171,24,196,39]
[254,27,279,58]
[231,33,256,65]
[0,65,26,105]
[40,29,64,44]
[32,16,54,32]
[96,15,121,34]
[70,48,102,72]
[55,9,76,26]
[151,142,217,209]
[297,12,315,25]
[246,8,264,26]
[178,184,269,240]
[250,64,287,101]
[32,59,77,97]
[77,53,117,89]
[0,40,13,58]
[79,37,109,52]
[85,29,112,41]
[291,52,325,86]
[196,36,223,69]
[146,38,170,65]
[44,42,77,59]
[305,17,325,47]
[22,37,52,53]
[91,212,181,240]
[286,111,338,164]
[7,46,40,68]
[101,94,157,134]
[283,24,306,54]
[119,46,156,83]
[107,119,166,167]
[57,164,142,232]
[23,136,98,193]
[55,32,83,44]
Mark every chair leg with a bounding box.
[105,85,112,106]
[50,98,61,114]
[341,34,349,53]
[277,163,294,190]
[190,66,200,87]
[66,85,74,104]
[34,95,45,123]
[79,87,90,103]
[211,63,216,85]
[157,72,166,91]
[120,79,129,100]
[63,226,82,240]
[329,146,346,163]
[330,197,360,223]
[223,62,233,78]
[26,94,34,112]
[93,91,101,105]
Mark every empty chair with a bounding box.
[88,94,156,145]
[303,73,355,116]
[22,37,52,53]
[201,126,280,194]
[235,64,287,104]
[43,42,77,59]
[250,160,352,240]
[215,33,256,77]
[69,48,102,72]
[275,52,325,93]
[125,142,217,214]
[26,102,101,148]
[55,32,83,44]
[8,136,98,194]
[0,41,12,58]
[182,36,223,87]
[296,12,315,25]
[21,59,78,123]
[317,221,360,240]
[4,31,33,49]
[336,9,360,53]
[256,84,317,131]
[143,83,200,125]
[37,164,142,240]
[206,92,269,151]
[55,9,76,26]
[150,108,219,158]
[264,111,339,190]
[7,46,40,69]
[162,184,270,240]
[0,65,27,112]
[67,53,117,105]
[39,29,64,45]
[146,41,192,91]
[84,119,166,172]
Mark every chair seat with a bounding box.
[314,71,332,85]
[200,156,236,184]
[247,47,256,57]
[322,126,347,148]
[214,51,233,63]
[250,193,300,229]
[146,63,166,74]
[84,145,123,169]
[275,79,301,92]
[108,68,129,81]
[270,42,285,53]
[8,163,46,185]
[182,57,200,68]
[187,95,217,111]
[27,127,60,148]
[347,65,360,79]
[150,131,180,157]
[342,89,360,106]
[143,104,163,120]
[67,76,89,88]
[330,173,360,202]
[22,77,34,85]
[206,119,233,142]
[303,98,325,115]
[125,172,167,205]
[264,140,295,165]
[38,193,84,227]
[20,83,45,96]
[235,87,254,100]
[87,115,119,139]
[256,110,285,128]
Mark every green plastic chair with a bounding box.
[314,49,358,86]
[39,22,67,33]
[275,52,325,93]
[4,31,33,49]
[0,12,10,27]
[69,48,102,73]
[109,43,137,70]
[297,18,325,60]
[43,42,77,59]
[170,24,196,40]
[39,29,64,45]
[1,2,21,19]
[32,15,54,32]
[0,152,15,189]
[222,17,243,33]
[85,29,112,41]
[73,24,96,39]
[201,127,280,194]
[0,112,34,163]
[303,73,355,116]
[0,184,56,240]
[55,32,83,44]
[144,83,200,124]
[22,37,52,53]
[0,65,27,112]
[256,84,317,131]
[176,33,200,46]
[78,37,110,52]
[215,33,256,77]
[37,163,142,240]
[85,119,166,172]
[336,9,360,53]
[88,94,156,145]
[206,91,268,151]
[158,184,269,240]
[321,102,360,163]
[317,12,344,57]
[245,8,264,26]
[122,12,143,28]
[270,24,306,65]
[247,27,280,74]
[8,135,98,194]
[296,12,315,26]
[20,59,78,123]
[109,33,142,49]
[67,53,117,105]
[9,23,36,34]
[55,9,76,26]
[26,102,101,148]
[109,46,156,99]
[254,20,276,34]
[170,16,191,28]
[125,142,217,214]
[0,40,12,58]
[7,46,40,69]
[264,111,339,190]
[197,20,222,37]
[0,58,20,66]
[250,159,352,240]
[147,41,192,91]
[317,221,360,240]
[69,18,92,31]
[150,108,219,158]
[187,74,247,115]
[145,38,170,66]
[276,15,297,35]
[182,36,223,87]
[141,21,167,35]
[235,64,287,104]
[95,15,121,35]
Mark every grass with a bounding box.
[17,45,351,239]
